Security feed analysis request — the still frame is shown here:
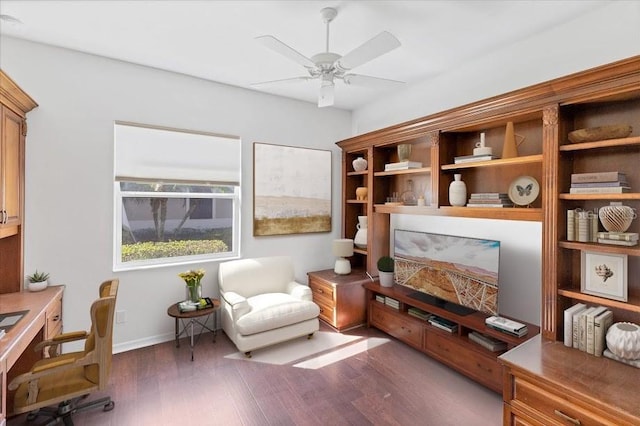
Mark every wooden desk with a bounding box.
[0,286,64,423]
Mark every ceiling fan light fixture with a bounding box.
[318,77,335,108]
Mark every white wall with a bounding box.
[0,37,351,352]
[351,1,640,326]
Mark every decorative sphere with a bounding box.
[606,322,640,360]
[599,202,635,233]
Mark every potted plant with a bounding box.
[377,256,395,287]
[27,270,50,292]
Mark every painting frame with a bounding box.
[253,142,332,236]
[580,250,628,302]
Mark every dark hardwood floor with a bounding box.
[9,324,502,425]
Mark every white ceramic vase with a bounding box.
[449,174,467,207]
[606,322,640,360]
[352,157,368,172]
[354,216,367,248]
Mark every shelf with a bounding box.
[347,170,368,177]
[441,154,542,171]
[559,193,640,201]
[559,240,640,256]
[374,167,431,177]
[346,199,367,204]
[353,248,367,256]
[557,288,640,313]
[374,204,436,215]
[439,206,543,221]
[559,136,640,152]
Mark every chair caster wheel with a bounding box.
[104,401,115,411]
[244,351,252,358]
[26,411,38,421]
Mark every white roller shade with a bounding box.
[114,122,240,184]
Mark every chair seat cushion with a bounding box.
[236,293,319,336]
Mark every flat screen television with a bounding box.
[394,229,500,316]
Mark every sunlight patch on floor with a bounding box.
[293,337,390,369]
[224,332,390,368]
[224,331,362,365]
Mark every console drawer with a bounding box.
[309,277,335,304]
[512,376,614,426]
[315,297,335,325]
[45,296,63,339]
[426,332,501,391]
[370,303,422,349]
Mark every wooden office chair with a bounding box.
[8,279,119,425]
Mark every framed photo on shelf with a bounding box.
[580,251,628,302]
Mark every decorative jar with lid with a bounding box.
[352,157,367,172]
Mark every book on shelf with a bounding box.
[469,193,510,199]
[468,331,507,352]
[569,186,631,194]
[567,209,575,241]
[603,349,640,368]
[375,294,385,304]
[385,297,400,309]
[597,232,639,241]
[572,306,588,349]
[594,310,613,357]
[407,307,431,321]
[585,306,608,355]
[570,171,627,183]
[428,316,458,333]
[577,307,596,352]
[466,203,514,208]
[570,181,629,188]
[453,154,498,164]
[563,303,586,347]
[486,324,527,337]
[384,161,423,171]
[597,238,638,246]
[569,209,599,243]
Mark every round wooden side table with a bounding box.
[167,298,220,361]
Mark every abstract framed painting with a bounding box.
[253,143,331,236]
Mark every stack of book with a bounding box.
[569,171,630,194]
[563,303,613,356]
[466,193,513,208]
[384,160,422,171]
[428,316,458,333]
[468,331,507,352]
[385,296,400,310]
[375,294,385,304]
[597,231,639,247]
[485,316,528,337]
[453,154,499,164]
[407,307,431,321]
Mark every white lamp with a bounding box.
[333,239,354,275]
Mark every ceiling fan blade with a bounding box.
[251,76,313,87]
[318,81,335,108]
[342,74,405,88]
[337,31,401,71]
[256,35,317,69]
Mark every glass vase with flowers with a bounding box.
[179,269,205,304]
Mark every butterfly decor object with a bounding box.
[516,184,533,197]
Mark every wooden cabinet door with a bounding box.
[1,106,23,226]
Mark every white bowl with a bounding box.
[28,280,49,292]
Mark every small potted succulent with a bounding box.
[377,256,395,287]
[27,270,50,292]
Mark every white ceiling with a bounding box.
[0,0,609,110]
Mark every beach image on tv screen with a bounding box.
[394,230,499,315]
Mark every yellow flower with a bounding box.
[179,269,205,287]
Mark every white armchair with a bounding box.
[218,256,320,356]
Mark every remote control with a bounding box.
[485,316,526,333]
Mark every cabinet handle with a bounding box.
[52,315,60,322]
[1,210,6,224]
[316,289,324,294]
[554,410,581,425]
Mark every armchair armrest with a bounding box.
[222,291,251,320]
[34,330,88,357]
[287,281,313,301]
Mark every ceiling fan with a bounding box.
[253,7,403,108]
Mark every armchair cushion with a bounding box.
[236,293,319,335]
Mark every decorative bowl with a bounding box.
[599,202,635,233]
[606,322,640,360]
[568,124,632,143]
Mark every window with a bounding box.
[114,123,240,270]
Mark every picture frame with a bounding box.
[580,251,628,302]
[253,142,331,236]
